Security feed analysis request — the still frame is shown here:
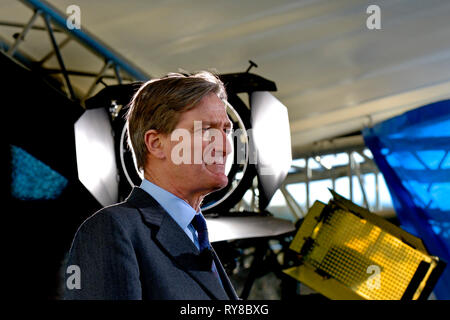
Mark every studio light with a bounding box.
[74,108,119,206]
[284,190,446,300]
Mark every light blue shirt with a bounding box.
[140,179,200,250]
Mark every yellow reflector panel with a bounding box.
[304,209,430,300]
[284,192,445,300]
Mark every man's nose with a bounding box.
[223,130,232,157]
[209,130,231,158]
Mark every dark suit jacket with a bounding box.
[63,187,238,300]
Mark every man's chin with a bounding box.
[212,173,228,190]
[205,164,227,180]
[207,173,229,192]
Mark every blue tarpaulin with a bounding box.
[363,99,450,299]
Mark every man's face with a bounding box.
[162,93,233,197]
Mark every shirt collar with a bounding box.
[140,179,198,230]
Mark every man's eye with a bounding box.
[202,127,211,140]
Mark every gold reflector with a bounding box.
[283,191,445,300]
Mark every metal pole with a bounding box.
[250,186,256,212]
[351,152,370,209]
[114,64,123,84]
[280,186,303,220]
[82,60,113,102]
[7,10,41,56]
[0,20,61,32]
[348,152,353,201]
[42,68,132,80]
[43,14,75,100]
[331,154,336,191]
[280,188,300,220]
[38,35,71,64]
[305,157,311,210]
[375,171,380,211]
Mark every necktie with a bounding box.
[191,213,210,252]
[191,214,223,287]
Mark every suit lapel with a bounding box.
[156,214,229,300]
[211,248,239,300]
[127,187,229,300]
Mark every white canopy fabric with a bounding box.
[2,0,450,157]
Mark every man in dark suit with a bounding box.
[64,71,238,300]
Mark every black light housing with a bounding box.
[85,72,291,214]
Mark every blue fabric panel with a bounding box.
[363,99,450,300]
[10,145,68,200]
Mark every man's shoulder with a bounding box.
[76,187,163,235]
[100,198,137,214]
[80,199,142,232]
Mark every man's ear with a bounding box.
[144,129,166,159]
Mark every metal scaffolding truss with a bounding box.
[0,0,150,104]
[280,144,386,221]
[2,1,390,225]
[233,137,388,222]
